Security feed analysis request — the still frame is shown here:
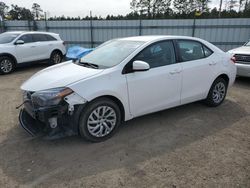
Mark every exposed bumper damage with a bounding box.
[18,92,87,140]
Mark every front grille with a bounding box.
[234,54,250,63]
[23,91,34,101]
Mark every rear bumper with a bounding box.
[236,63,250,77]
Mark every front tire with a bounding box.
[205,77,228,107]
[0,56,15,74]
[79,98,121,142]
[50,51,63,64]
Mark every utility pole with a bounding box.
[219,0,223,18]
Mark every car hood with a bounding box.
[21,61,104,91]
[228,46,250,54]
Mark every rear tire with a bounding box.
[50,51,63,65]
[205,77,228,107]
[79,98,121,142]
[0,56,15,74]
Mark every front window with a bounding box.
[79,40,145,68]
[134,40,176,68]
[18,34,33,43]
[244,40,250,46]
[0,32,20,44]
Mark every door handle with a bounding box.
[170,69,182,75]
[209,61,216,65]
[31,46,36,48]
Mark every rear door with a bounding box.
[32,34,51,60]
[176,40,216,104]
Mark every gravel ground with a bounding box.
[0,64,249,188]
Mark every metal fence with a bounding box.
[1,18,250,51]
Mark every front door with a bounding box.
[15,34,37,63]
[125,40,182,117]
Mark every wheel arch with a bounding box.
[0,53,17,65]
[89,95,126,122]
[215,73,230,87]
[50,49,63,57]
[206,73,230,99]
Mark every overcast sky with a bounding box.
[3,0,220,18]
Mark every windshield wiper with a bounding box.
[79,61,99,69]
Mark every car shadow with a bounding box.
[234,76,250,89]
[0,99,247,187]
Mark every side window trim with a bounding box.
[122,39,176,74]
[202,44,214,57]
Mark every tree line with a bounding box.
[0,0,249,21]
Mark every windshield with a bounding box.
[80,40,145,68]
[244,40,250,46]
[0,32,20,44]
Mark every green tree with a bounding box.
[244,0,249,11]
[130,0,171,18]
[32,3,43,20]
[173,0,193,14]
[227,0,238,11]
[8,4,33,20]
[0,1,8,19]
[195,0,211,12]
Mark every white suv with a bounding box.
[228,40,250,77]
[0,31,66,74]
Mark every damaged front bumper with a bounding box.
[19,91,87,139]
[18,92,86,140]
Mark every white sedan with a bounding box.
[19,36,236,142]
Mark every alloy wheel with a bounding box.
[0,59,13,73]
[87,106,117,138]
[52,53,61,64]
[212,82,226,104]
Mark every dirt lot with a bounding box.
[0,64,250,188]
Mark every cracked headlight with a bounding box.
[31,87,73,107]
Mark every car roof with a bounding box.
[4,31,58,35]
[119,35,203,42]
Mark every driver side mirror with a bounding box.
[15,40,24,45]
[132,60,150,72]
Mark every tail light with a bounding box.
[230,56,236,64]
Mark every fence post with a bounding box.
[33,20,38,31]
[44,12,48,31]
[192,18,196,37]
[139,19,142,36]
[90,11,94,48]
[28,20,31,31]
[139,10,143,36]
[0,20,6,33]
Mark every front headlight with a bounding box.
[31,87,73,107]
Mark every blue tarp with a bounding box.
[66,46,93,60]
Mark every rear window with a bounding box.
[32,34,48,42]
[177,40,213,62]
[46,34,57,41]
